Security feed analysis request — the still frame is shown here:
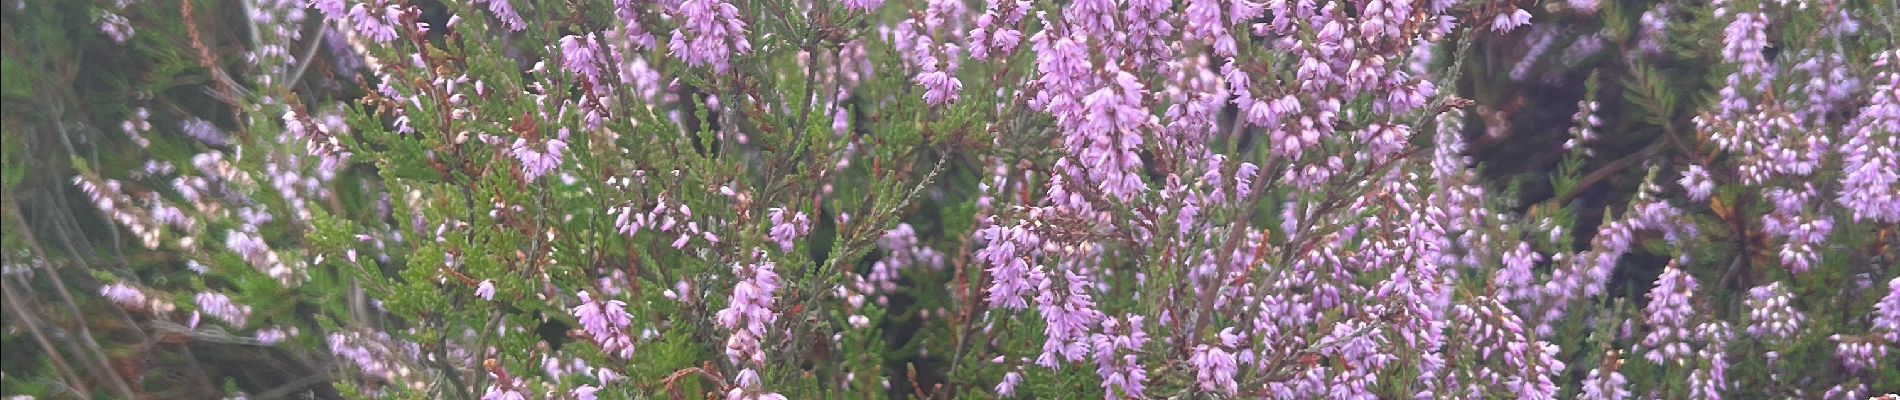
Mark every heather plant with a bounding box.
[0,0,1896,399]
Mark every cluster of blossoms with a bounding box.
[22,0,1899,398]
[1745,282,1806,340]
[1641,263,1700,364]
[572,291,637,358]
[716,259,786,399]
[667,0,750,72]
[193,292,252,329]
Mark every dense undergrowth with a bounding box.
[1,0,1896,398]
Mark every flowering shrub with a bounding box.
[1,0,1896,398]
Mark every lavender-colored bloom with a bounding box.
[1762,211,1831,275]
[1837,68,1900,222]
[1641,263,1698,365]
[840,0,883,12]
[1831,335,1889,374]
[311,0,346,20]
[347,1,401,43]
[967,0,1028,59]
[328,331,418,383]
[1091,315,1147,398]
[1497,241,1541,303]
[1581,358,1630,400]
[1181,0,1259,57]
[1680,165,1714,201]
[1634,5,1671,56]
[101,283,147,309]
[717,260,781,367]
[1688,322,1734,399]
[1062,68,1150,201]
[98,12,134,44]
[475,280,496,301]
[915,63,962,106]
[473,0,526,31]
[1875,277,1900,343]
[226,229,301,286]
[1035,267,1102,368]
[195,292,253,328]
[255,326,297,344]
[978,221,1044,310]
[1563,100,1601,151]
[726,369,789,400]
[560,34,605,87]
[481,385,527,400]
[511,135,566,183]
[1189,342,1238,396]
[1823,383,1868,400]
[996,371,1023,397]
[1745,282,1805,339]
[1491,8,1532,33]
[1720,11,1771,85]
[766,208,811,252]
[668,0,752,72]
[572,291,636,358]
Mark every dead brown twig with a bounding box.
[661,363,731,400]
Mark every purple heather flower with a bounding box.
[560,34,605,88]
[915,63,962,106]
[1189,343,1238,396]
[1491,8,1532,33]
[101,283,148,309]
[1761,211,1831,275]
[1831,335,1886,373]
[766,208,811,252]
[668,0,752,72]
[1875,277,1900,343]
[1641,263,1698,365]
[726,369,789,400]
[1680,165,1714,201]
[195,291,252,328]
[311,0,346,20]
[1062,67,1150,201]
[572,291,636,358]
[227,229,300,286]
[482,385,527,400]
[1035,267,1103,368]
[1689,322,1734,399]
[1745,282,1805,339]
[473,0,526,31]
[841,0,883,12]
[255,326,297,344]
[1837,69,1900,222]
[996,371,1023,397]
[1451,297,1562,398]
[1581,359,1630,400]
[328,331,417,383]
[1091,315,1148,398]
[476,280,496,300]
[1498,241,1542,303]
[1563,99,1601,151]
[347,0,402,43]
[511,134,566,183]
[1824,383,1868,400]
[717,260,782,367]
[979,221,1044,310]
[1721,11,1771,84]
[967,0,1028,59]
[98,12,134,44]
[1181,0,1260,57]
